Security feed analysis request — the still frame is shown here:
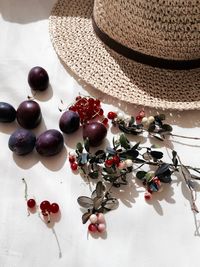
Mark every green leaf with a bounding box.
[76,142,83,153]
[145,172,153,182]
[82,211,92,224]
[77,196,93,209]
[84,137,90,152]
[128,116,135,126]
[131,142,140,150]
[81,153,88,164]
[150,151,163,159]
[88,171,99,179]
[172,150,178,168]
[96,181,105,197]
[103,198,119,210]
[93,196,103,210]
[148,123,156,133]
[157,114,166,121]
[161,124,173,133]
[155,163,170,177]
[119,134,130,149]
[136,171,147,180]
[118,124,132,134]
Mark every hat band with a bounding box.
[92,18,200,70]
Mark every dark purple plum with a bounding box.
[16,100,42,129]
[83,122,107,147]
[0,102,16,122]
[28,66,49,91]
[36,129,64,156]
[59,110,80,134]
[8,129,36,155]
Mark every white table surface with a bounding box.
[1,1,200,267]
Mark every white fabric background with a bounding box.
[1,1,200,267]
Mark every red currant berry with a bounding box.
[136,115,142,123]
[102,118,108,126]
[71,162,78,171]
[40,200,51,211]
[139,110,145,118]
[88,98,94,106]
[69,155,75,163]
[88,223,98,233]
[144,192,152,200]
[107,112,117,120]
[27,199,36,209]
[99,108,104,116]
[113,155,120,165]
[105,159,113,167]
[95,99,100,106]
[69,106,77,112]
[50,203,59,214]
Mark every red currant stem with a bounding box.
[52,228,62,258]
[47,212,51,224]
[22,178,28,201]
[27,91,37,100]
[177,155,199,213]
[170,133,200,140]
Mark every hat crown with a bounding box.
[93,0,200,60]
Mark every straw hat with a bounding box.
[49,0,200,110]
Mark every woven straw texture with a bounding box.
[49,0,200,110]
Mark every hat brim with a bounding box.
[49,0,200,110]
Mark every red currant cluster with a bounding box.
[27,198,60,223]
[88,213,106,234]
[69,153,78,171]
[69,96,108,126]
[107,110,146,124]
[144,176,162,201]
[105,155,120,167]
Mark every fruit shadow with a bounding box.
[178,172,200,236]
[13,145,67,171]
[30,83,53,102]
[63,126,83,149]
[0,121,18,134]
[110,174,139,208]
[135,179,176,216]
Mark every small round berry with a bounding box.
[139,110,145,118]
[124,115,131,122]
[69,155,75,163]
[113,155,120,165]
[107,111,117,120]
[102,118,108,126]
[27,199,36,209]
[40,200,51,211]
[144,192,152,200]
[99,108,104,116]
[89,214,98,224]
[88,223,98,233]
[148,116,155,124]
[117,112,124,120]
[69,106,77,112]
[97,213,105,224]
[118,162,126,170]
[71,162,78,171]
[95,99,100,106]
[141,117,148,124]
[97,223,106,233]
[125,159,133,168]
[50,203,60,213]
[105,159,113,167]
[136,115,142,123]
